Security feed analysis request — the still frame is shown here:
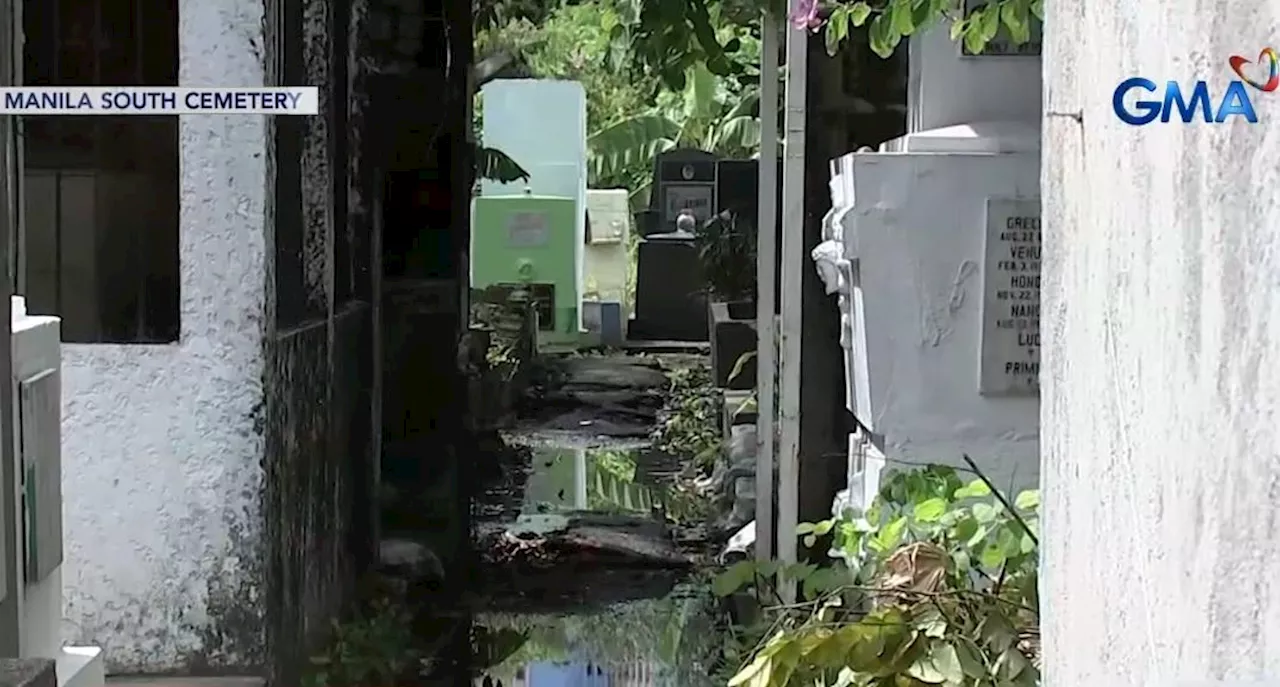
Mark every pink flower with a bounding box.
[790,0,824,32]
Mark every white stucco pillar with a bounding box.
[1041,2,1280,684]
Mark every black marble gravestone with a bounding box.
[699,158,789,386]
[716,158,784,312]
[630,148,719,341]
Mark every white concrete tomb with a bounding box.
[813,21,1043,510]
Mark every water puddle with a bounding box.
[474,443,724,686]
[476,582,720,686]
[516,446,703,523]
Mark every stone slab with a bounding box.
[0,660,54,687]
[631,238,708,342]
[620,339,710,354]
[708,301,757,389]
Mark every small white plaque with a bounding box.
[663,184,714,222]
[507,212,549,247]
[979,198,1041,396]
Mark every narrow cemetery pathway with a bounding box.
[469,352,728,686]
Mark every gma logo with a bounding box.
[1112,78,1257,125]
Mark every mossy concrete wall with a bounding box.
[59,0,378,676]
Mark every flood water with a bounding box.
[475,441,724,687]
[514,445,696,520]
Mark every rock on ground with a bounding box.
[554,357,670,390]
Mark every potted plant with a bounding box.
[694,209,759,389]
[695,208,757,307]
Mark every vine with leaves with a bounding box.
[712,461,1040,687]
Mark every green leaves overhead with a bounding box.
[608,0,765,92]
[817,0,1044,59]
[586,114,681,183]
[494,0,1045,96]
[585,61,766,202]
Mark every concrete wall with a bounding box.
[59,0,376,675]
[907,27,1040,132]
[262,0,375,682]
[1040,2,1280,684]
[59,0,270,671]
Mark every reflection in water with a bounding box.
[477,445,718,686]
[483,661,637,686]
[520,448,704,523]
[478,584,717,687]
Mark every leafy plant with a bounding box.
[607,0,772,94]
[727,352,760,419]
[475,0,672,203]
[652,363,723,467]
[587,62,765,206]
[695,210,759,302]
[712,461,1040,687]
[477,614,572,669]
[470,286,538,379]
[302,600,420,687]
[476,1,665,138]
[474,143,531,184]
[819,0,1043,58]
[728,327,781,420]
[603,0,1040,92]
[586,450,654,514]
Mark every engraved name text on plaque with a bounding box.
[979,198,1041,395]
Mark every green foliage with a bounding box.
[301,600,420,687]
[821,0,1045,59]
[475,0,669,202]
[481,587,721,686]
[712,464,1040,687]
[607,0,772,96]
[695,210,759,301]
[594,448,640,481]
[474,144,531,184]
[586,450,653,513]
[579,449,711,523]
[479,614,572,668]
[586,62,765,209]
[597,0,1042,91]
[652,363,723,467]
[476,0,765,208]
[474,0,564,33]
[473,625,536,675]
[475,1,664,158]
[470,286,537,378]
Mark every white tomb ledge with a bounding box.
[12,296,105,687]
[882,120,1040,154]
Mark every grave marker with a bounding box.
[979,197,1041,395]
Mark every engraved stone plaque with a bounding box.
[507,212,549,247]
[663,184,714,222]
[979,198,1040,395]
